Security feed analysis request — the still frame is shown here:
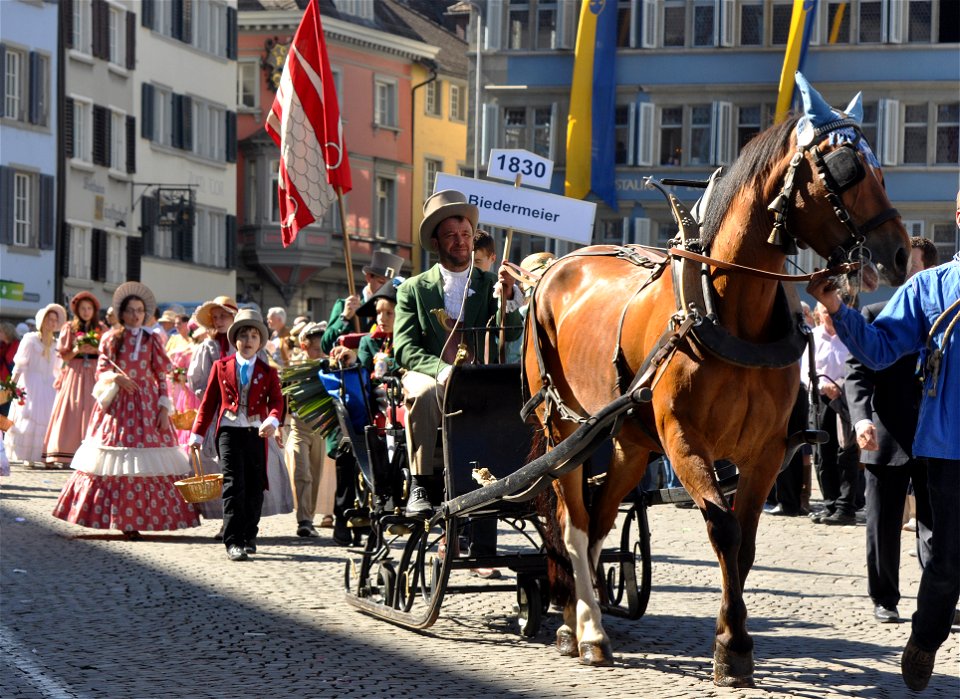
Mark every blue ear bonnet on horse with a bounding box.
[794,72,879,167]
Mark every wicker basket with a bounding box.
[174,449,223,504]
[170,409,197,431]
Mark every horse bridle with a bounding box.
[767,119,900,271]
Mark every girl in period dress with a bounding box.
[188,297,292,527]
[4,304,65,464]
[166,315,200,446]
[42,292,106,466]
[52,282,200,538]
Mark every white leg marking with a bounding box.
[563,514,608,647]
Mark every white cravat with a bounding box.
[438,265,471,321]
[125,326,144,360]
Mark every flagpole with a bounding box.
[335,187,360,332]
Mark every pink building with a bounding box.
[237,0,436,319]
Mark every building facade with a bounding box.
[467,0,960,278]
[237,0,436,319]
[0,0,59,321]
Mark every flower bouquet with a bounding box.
[75,329,101,351]
[0,377,26,406]
[171,367,188,384]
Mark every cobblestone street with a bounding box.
[2,464,957,698]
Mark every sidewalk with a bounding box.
[1,464,957,698]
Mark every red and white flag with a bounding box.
[265,0,352,247]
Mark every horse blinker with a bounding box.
[822,146,866,193]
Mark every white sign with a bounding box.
[486,149,554,190]
[435,173,597,245]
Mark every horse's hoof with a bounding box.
[713,645,755,687]
[556,628,578,657]
[578,641,614,667]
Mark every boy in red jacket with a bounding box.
[190,309,285,561]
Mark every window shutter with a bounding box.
[142,0,154,29]
[636,102,654,165]
[0,45,5,118]
[64,0,74,49]
[627,103,637,166]
[38,175,55,250]
[126,11,136,69]
[126,236,142,282]
[140,194,156,256]
[181,95,193,151]
[0,166,13,245]
[710,101,733,165]
[180,212,194,262]
[64,97,75,158]
[548,102,558,161]
[225,214,237,268]
[886,0,904,43]
[555,0,576,50]
[141,84,154,140]
[485,0,504,50]
[225,110,237,163]
[641,0,658,48]
[93,105,110,166]
[227,7,238,59]
[878,98,900,166]
[480,103,499,166]
[719,0,735,47]
[182,0,193,45]
[91,0,106,59]
[634,217,652,245]
[126,115,136,173]
[60,223,72,277]
[91,228,107,282]
[172,93,182,148]
[172,0,183,41]
[28,52,40,125]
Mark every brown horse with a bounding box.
[523,77,909,686]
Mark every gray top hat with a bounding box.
[362,250,404,279]
[227,308,269,347]
[418,190,479,252]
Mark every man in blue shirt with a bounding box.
[808,198,959,692]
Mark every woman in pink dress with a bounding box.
[167,322,199,447]
[42,292,105,466]
[4,304,65,464]
[53,282,200,538]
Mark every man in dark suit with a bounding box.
[844,237,937,622]
[395,190,522,517]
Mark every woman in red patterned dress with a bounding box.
[52,282,200,538]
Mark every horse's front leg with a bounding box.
[668,439,754,688]
[556,471,614,666]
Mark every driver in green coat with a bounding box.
[395,190,523,517]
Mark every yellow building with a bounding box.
[388,1,469,274]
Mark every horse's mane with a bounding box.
[699,116,800,249]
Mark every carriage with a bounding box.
[286,74,909,688]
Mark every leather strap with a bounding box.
[668,247,860,282]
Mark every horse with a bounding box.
[522,74,910,687]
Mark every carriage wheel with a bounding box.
[516,575,542,637]
[396,518,457,614]
[372,561,396,607]
[600,502,652,619]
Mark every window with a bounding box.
[737,104,765,152]
[617,0,638,48]
[374,79,397,128]
[238,61,259,110]
[153,86,173,146]
[903,104,928,164]
[907,0,932,42]
[154,219,173,258]
[195,208,226,267]
[106,231,126,284]
[663,0,686,46]
[245,161,258,223]
[151,0,231,58]
[935,103,959,164]
[931,223,958,263]
[72,98,92,162]
[826,1,852,44]
[535,1,557,48]
[424,80,441,117]
[193,1,228,57]
[73,1,92,54]
[771,1,793,45]
[4,48,22,121]
[192,99,225,161]
[449,84,464,122]
[508,3,531,49]
[689,105,711,165]
[68,225,92,278]
[108,5,126,66]
[614,105,633,165]
[270,159,281,224]
[503,105,555,158]
[375,177,395,240]
[692,0,716,46]
[424,158,441,199]
[111,110,126,171]
[13,172,31,247]
[858,1,883,42]
[334,0,374,20]
[739,1,764,45]
[660,107,683,166]
[658,103,730,166]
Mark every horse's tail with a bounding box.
[531,430,575,609]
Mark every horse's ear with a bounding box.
[795,71,834,127]
[844,92,864,125]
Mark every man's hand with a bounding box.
[806,271,843,314]
[820,382,841,401]
[329,345,357,367]
[857,423,879,451]
[342,295,361,320]
[496,265,515,300]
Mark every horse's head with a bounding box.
[771,73,910,291]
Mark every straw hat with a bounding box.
[112,281,157,319]
[195,295,239,330]
[418,190,479,251]
[362,250,405,279]
[297,322,326,345]
[69,291,101,317]
[159,309,179,324]
[227,308,269,346]
[35,303,67,330]
[289,319,310,340]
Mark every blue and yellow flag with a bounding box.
[774,0,819,123]
[565,0,617,210]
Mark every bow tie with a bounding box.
[239,363,250,386]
